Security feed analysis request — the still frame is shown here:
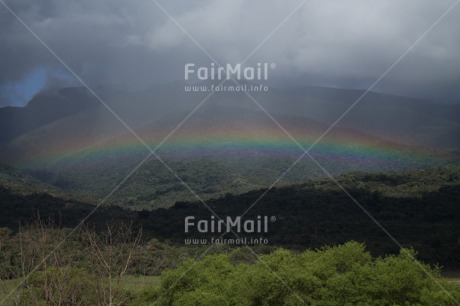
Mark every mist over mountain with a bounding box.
[0,83,458,208]
[1,82,459,151]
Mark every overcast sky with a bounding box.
[0,0,459,107]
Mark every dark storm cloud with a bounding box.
[0,0,459,106]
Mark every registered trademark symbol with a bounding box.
[270,216,276,222]
[270,63,276,69]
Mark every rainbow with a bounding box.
[13,123,448,170]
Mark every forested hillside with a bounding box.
[0,167,459,268]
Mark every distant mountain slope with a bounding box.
[1,83,459,158]
[267,86,460,149]
[3,83,459,166]
[1,166,458,268]
[0,164,95,204]
[0,87,98,149]
[1,83,458,208]
[3,101,455,209]
[143,167,460,268]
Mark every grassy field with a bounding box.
[444,271,460,283]
[1,273,459,304]
[0,275,160,305]
[117,275,161,292]
[0,278,21,305]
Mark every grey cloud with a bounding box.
[0,0,459,106]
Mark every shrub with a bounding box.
[143,242,460,305]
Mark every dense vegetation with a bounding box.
[1,166,459,304]
[24,151,457,209]
[1,232,459,305]
[145,242,460,305]
[0,167,459,268]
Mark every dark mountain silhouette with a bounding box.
[0,87,97,149]
[1,82,459,156]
